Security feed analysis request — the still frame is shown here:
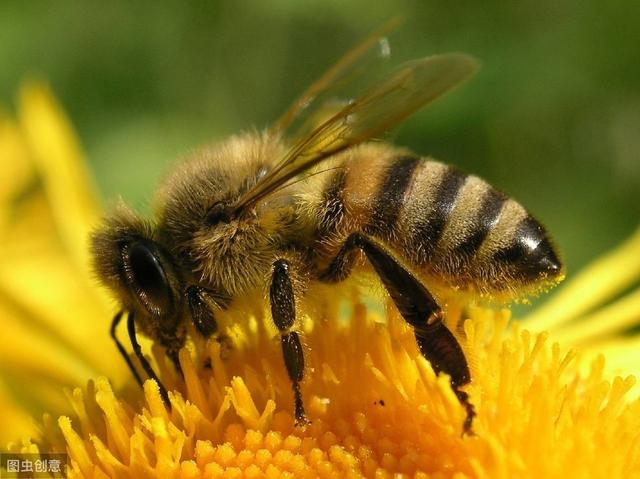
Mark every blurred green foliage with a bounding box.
[1,0,638,287]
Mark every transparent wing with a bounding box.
[232,52,479,215]
[273,18,399,134]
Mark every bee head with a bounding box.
[91,204,183,334]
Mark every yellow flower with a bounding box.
[2,84,640,478]
[0,82,127,443]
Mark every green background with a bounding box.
[1,0,638,299]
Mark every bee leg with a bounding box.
[164,345,183,376]
[187,285,234,359]
[326,233,475,433]
[126,311,171,406]
[270,259,309,426]
[187,285,220,338]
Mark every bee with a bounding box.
[91,24,563,433]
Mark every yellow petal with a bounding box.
[0,238,118,376]
[17,81,101,275]
[551,287,640,346]
[0,377,39,444]
[0,85,125,442]
[522,227,640,331]
[0,112,33,230]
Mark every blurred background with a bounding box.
[1,0,638,297]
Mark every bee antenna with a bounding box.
[110,310,143,386]
[126,311,171,406]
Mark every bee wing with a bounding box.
[273,18,399,134]
[233,52,479,215]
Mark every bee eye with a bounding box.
[126,241,174,315]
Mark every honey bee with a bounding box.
[91,25,563,433]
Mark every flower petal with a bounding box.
[17,81,101,274]
[0,113,33,230]
[521,227,640,331]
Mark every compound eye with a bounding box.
[127,241,174,316]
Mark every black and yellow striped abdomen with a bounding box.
[309,144,562,296]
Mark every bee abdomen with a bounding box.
[314,151,561,293]
[452,186,507,256]
[313,147,417,244]
[394,160,561,292]
[364,156,422,237]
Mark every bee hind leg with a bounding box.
[270,259,309,426]
[322,233,475,433]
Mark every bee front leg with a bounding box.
[187,285,220,338]
[323,233,475,433]
[186,285,235,361]
[270,259,308,426]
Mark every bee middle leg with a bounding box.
[320,233,475,433]
[270,259,308,425]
